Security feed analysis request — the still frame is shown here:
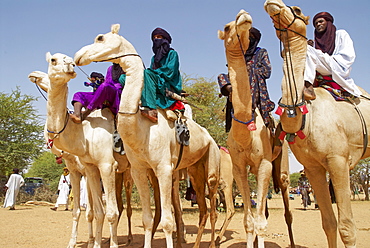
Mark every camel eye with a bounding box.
[294,7,302,15]
[51,58,57,65]
[97,35,104,41]
[224,26,230,32]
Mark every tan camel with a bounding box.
[34,53,132,248]
[218,9,293,248]
[264,0,367,247]
[74,24,220,248]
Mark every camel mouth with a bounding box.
[264,1,285,16]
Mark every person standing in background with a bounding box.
[3,168,24,210]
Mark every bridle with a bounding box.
[270,5,308,119]
[93,53,146,115]
[229,19,256,128]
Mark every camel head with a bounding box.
[218,9,252,54]
[46,52,76,85]
[28,71,50,92]
[74,24,136,67]
[264,0,309,42]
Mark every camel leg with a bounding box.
[205,147,220,248]
[148,169,161,239]
[67,171,82,248]
[215,178,235,245]
[272,142,295,248]
[156,164,175,248]
[254,159,272,248]
[172,171,186,248]
[100,163,119,248]
[328,158,356,248]
[85,165,105,248]
[115,172,124,221]
[305,166,338,248]
[188,162,208,248]
[85,176,95,248]
[123,169,134,245]
[132,167,153,248]
[232,162,254,248]
[216,149,235,245]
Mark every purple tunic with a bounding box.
[72,65,123,115]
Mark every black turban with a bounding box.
[151,27,172,44]
[244,27,262,62]
[90,72,104,79]
[151,27,173,69]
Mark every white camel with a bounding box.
[74,24,220,248]
[265,0,364,247]
[32,53,130,248]
[29,71,93,248]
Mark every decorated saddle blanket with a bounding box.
[313,73,353,101]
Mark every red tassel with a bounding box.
[247,121,257,131]
[47,139,53,149]
[275,106,284,116]
[288,139,296,144]
[296,130,306,139]
[279,131,286,140]
[299,105,308,115]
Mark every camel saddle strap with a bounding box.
[348,98,368,157]
[174,114,190,170]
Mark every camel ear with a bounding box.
[111,24,120,34]
[305,15,310,25]
[28,71,50,92]
[46,52,52,62]
[218,30,225,40]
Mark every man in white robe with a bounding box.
[3,168,25,210]
[50,167,71,211]
[304,12,361,99]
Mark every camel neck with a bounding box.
[226,52,253,121]
[46,80,69,135]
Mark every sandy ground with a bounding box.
[0,195,369,248]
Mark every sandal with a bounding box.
[141,109,158,123]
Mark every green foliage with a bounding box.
[351,158,370,200]
[26,151,65,191]
[182,74,228,147]
[0,87,44,175]
[290,172,301,188]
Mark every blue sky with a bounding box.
[1,0,369,172]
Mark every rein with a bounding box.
[95,53,145,115]
[272,6,308,119]
[231,23,255,128]
[47,110,70,136]
[94,53,146,69]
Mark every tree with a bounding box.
[0,87,44,176]
[289,172,301,188]
[351,158,370,201]
[26,151,65,191]
[182,74,228,147]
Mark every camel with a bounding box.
[74,24,220,248]
[30,53,132,248]
[264,0,367,247]
[29,71,94,248]
[218,9,293,248]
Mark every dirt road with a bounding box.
[1,196,369,247]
